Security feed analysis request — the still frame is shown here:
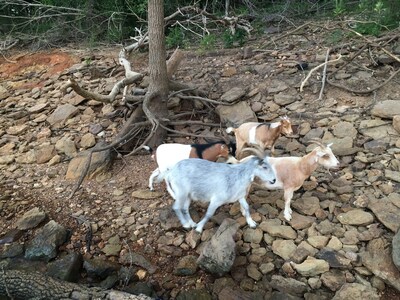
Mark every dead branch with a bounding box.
[167,48,185,79]
[262,22,312,48]
[345,28,400,64]
[61,75,143,104]
[318,48,330,101]
[300,54,342,92]
[327,68,400,94]
[176,94,238,106]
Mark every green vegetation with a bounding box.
[222,28,247,48]
[0,0,398,49]
[199,34,217,52]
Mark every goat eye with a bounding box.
[322,154,330,159]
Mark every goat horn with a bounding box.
[241,146,266,159]
[306,138,326,148]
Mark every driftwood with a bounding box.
[0,269,153,300]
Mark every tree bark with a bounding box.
[145,0,169,147]
[0,269,152,300]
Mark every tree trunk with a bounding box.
[146,0,169,147]
[0,270,152,300]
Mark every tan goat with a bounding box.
[226,116,293,159]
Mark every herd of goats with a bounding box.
[143,116,340,234]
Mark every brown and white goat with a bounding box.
[226,116,293,159]
[144,141,235,191]
[241,141,340,221]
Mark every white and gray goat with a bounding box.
[226,116,293,158]
[144,141,235,191]
[164,151,276,233]
[241,140,340,221]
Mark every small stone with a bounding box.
[337,209,374,226]
[291,257,330,276]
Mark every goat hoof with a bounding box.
[284,214,292,222]
[247,220,257,228]
[195,226,203,233]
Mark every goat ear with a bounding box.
[315,149,326,158]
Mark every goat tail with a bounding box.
[142,145,153,153]
[143,145,157,161]
[226,127,236,134]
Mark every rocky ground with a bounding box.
[1,27,400,300]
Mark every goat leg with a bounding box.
[182,200,196,228]
[172,197,192,228]
[239,198,257,228]
[148,168,160,191]
[195,200,220,233]
[283,190,294,221]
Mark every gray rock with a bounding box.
[260,223,297,239]
[243,228,263,243]
[158,208,182,231]
[174,255,198,276]
[25,220,68,261]
[361,238,400,291]
[272,239,297,260]
[392,229,400,272]
[292,196,320,216]
[303,128,324,141]
[291,257,330,276]
[247,263,262,280]
[363,139,388,154]
[393,115,400,133]
[119,252,157,274]
[176,289,212,300]
[321,270,346,291]
[307,236,329,249]
[0,228,24,245]
[288,212,315,230]
[55,137,77,157]
[197,219,239,276]
[6,124,28,135]
[80,132,96,148]
[65,143,113,180]
[290,241,318,264]
[216,101,257,127]
[371,100,400,119]
[332,122,358,138]
[46,103,79,125]
[332,283,379,300]
[46,252,83,282]
[385,169,400,183]
[15,207,47,230]
[324,136,357,156]
[220,87,247,103]
[218,286,263,300]
[83,257,120,280]
[270,291,302,300]
[270,275,308,296]
[367,195,400,232]
[0,243,24,258]
[274,93,299,106]
[316,248,351,269]
[359,119,396,140]
[337,209,374,226]
[35,144,56,164]
[267,79,289,93]
[260,262,275,274]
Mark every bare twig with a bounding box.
[318,48,330,101]
[300,54,342,92]
[327,68,400,94]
